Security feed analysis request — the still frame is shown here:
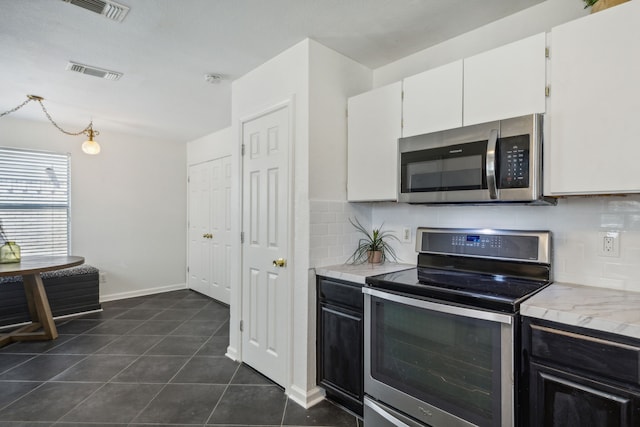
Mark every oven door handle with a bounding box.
[362,287,513,324]
[486,128,499,200]
[364,397,414,427]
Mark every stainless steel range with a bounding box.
[363,228,552,427]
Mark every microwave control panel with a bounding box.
[498,134,530,189]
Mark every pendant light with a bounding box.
[81,125,101,155]
[0,95,102,155]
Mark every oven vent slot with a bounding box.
[61,0,130,22]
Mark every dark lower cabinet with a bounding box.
[317,276,363,416]
[523,317,640,427]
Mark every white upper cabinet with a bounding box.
[402,60,463,137]
[547,2,640,195]
[463,33,547,126]
[347,81,402,201]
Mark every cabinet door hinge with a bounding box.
[545,86,550,97]
[240,320,244,332]
[240,231,244,243]
[241,144,246,156]
[187,176,190,183]
[187,266,189,273]
[545,47,550,58]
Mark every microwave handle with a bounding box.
[486,129,499,199]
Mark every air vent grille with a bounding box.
[62,0,130,22]
[66,62,123,81]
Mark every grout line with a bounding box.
[204,362,241,425]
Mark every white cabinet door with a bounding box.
[402,60,463,137]
[347,81,402,202]
[548,2,640,195]
[463,33,547,126]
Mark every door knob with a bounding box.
[272,258,287,267]
[202,233,213,239]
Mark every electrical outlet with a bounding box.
[401,227,411,243]
[99,272,107,283]
[598,231,620,257]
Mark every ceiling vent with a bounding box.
[61,0,130,22]
[66,61,123,80]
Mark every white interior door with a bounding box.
[188,162,211,296]
[188,157,232,304]
[241,106,289,388]
[210,156,232,304]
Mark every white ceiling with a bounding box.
[0,0,545,143]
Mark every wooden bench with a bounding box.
[0,265,100,328]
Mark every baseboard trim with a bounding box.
[225,345,239,362]
[287,385,326,409]
[100,283,188,303]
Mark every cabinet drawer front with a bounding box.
[318,278,363,311]
[531,324,640,385]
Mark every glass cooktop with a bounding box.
[365,267,550,313]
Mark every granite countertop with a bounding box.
[315,263,415,285]
[521,282,640,340]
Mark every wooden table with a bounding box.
[0,255,84,347]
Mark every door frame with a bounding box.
[237,97,296,390]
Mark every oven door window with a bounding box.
[400,140,487,193]
[370,296,504,426]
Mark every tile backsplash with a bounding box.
[371,195,640,292]
[310,200,372,267]
[311,195,640,292]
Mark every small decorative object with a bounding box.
[346,217,399,265]
[0,241,21,264]
[0,224,20,263]
[583,0,630,12]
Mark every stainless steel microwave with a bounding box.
[398,114,554,204]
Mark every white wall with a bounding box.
[0,117,187,300]
[187,126,232,165]
[229,39,311,404]
[308,39,372,201]
[374,0,588,87]
[306,39,373,391]
[230,38,376,408]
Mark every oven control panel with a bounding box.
[417,228,551,263]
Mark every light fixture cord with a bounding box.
[1,95,94,136]
[0,97,33,118]
[35,99,93,136]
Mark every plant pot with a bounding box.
[367,250,382,264]
[591,0,630,13]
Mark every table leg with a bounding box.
[0,273,59,347]
[23,273,58,340]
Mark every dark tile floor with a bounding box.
[0,289,361,426]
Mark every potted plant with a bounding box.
[346,217,399,264]
[583,0,630,13]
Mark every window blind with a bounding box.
[0,147,70,256]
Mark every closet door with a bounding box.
[188,156,231,304]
